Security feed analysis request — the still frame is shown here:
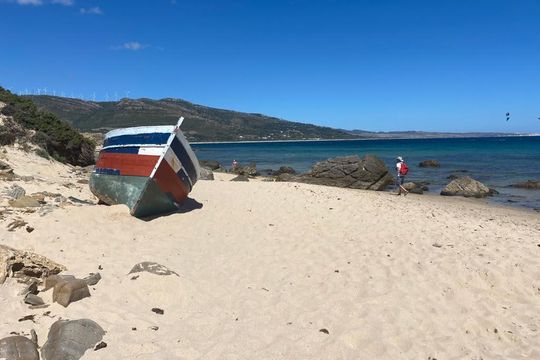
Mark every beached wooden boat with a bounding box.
[89,118,200,217]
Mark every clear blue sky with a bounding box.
[1,0,539,132]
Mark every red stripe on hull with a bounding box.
[96,153,159,177]
[153,160,189,203]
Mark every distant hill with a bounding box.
[27,96,357,142]
[27,95,520,142]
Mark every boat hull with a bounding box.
[89,122,200,217]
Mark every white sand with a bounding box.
[1,148,539,359]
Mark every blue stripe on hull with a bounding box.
[104,133,170,147]
[95,168,120,175]
[101,147,140,154]
[170,137,197,183]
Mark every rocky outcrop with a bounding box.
[511,180,540,190]
[419,160,440,168]
[273,166,296,176]
[199,160,222,171]
[232,163,258,176]
[403,182,428,194]
[0,245,66,284]
[199,167,214,180]
[440,176,492,198]
[297,155,393,191]
[231,175,249,182]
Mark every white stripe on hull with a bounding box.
[105,125,175,139]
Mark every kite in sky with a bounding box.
[506,112,510,121]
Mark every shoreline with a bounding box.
[190,133,535,145]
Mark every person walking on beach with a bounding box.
[232,159,238,171]
[395,156,409,195]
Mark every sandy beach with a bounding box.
[1,147,540,359]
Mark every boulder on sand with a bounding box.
[419,160,440,168]
[42,319,105,360]
[297,155,393,191]
[0,335,39,360]
[440,176,492,198]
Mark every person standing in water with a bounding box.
[395,156,409,195]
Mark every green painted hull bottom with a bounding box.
[89,174,177,218]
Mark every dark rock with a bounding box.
[94,341,107,351]
[441,176,492,198]
[151,307,164,315]
[52,279,91,307]
[231,175,249,182]
[76,179,89,184]
[258,169,275,176]
[67,196,94,205]
[18,315,35,322]
[42,319,105,360]
[297,155,393,191]
[447,174,459,180]
[511,180,540,190]
[419,160,440,168]
[5,184,25,199]
[274,166,296,176]
[275,173,297,182]
[7,219,27,232]
[24,294,45,306]
[129,262,179,276]
[199,160,221,171]
[232,163,258,176]
[199,167,214,181]
[83,273,101,286]
[319,329,329,334]
[402,182,425,194]
[18,281,38,296]
[0,335,39,360]
[0,159,11,171]
[26,226,34,233]
[488,188,500,195]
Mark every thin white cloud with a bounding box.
[80,6,102,15]
[112,42,149,51]
[16,0,43,5]
[14,0,73,5]
[51,0,73,5]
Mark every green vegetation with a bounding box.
[0,87,95,166]
[28,96,358,142]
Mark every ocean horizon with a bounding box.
[192,135,540,210]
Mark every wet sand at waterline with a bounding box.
[1,147,539,359]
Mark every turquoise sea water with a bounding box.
[192,136,540,210]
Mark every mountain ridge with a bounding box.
[27,95,520,142]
